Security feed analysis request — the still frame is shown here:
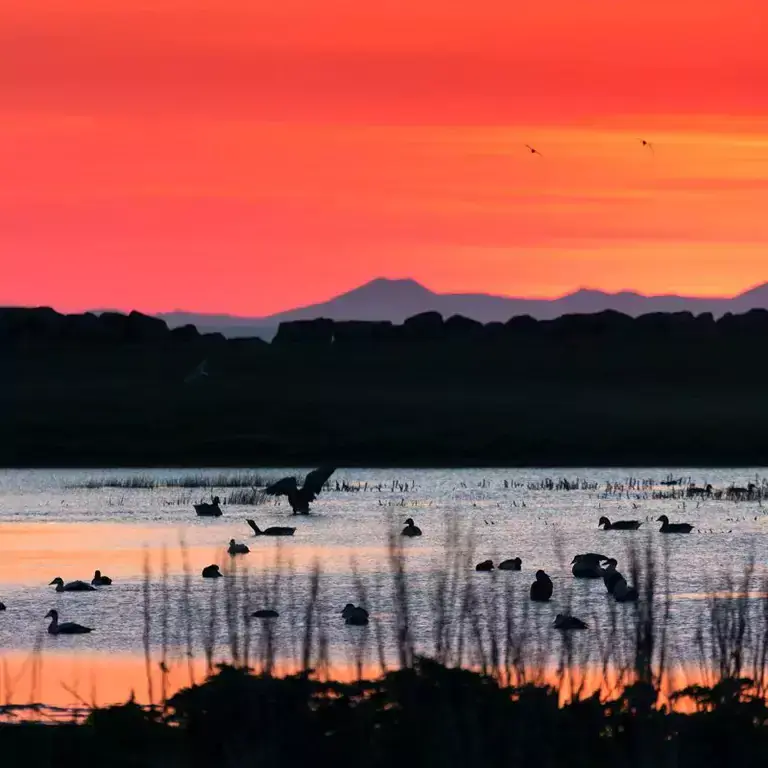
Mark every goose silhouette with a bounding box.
[246,520,296,536]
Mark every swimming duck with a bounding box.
[341,604,370,620]
[202,564,223,578]
[0,602,5,611]
[401,518,422,537]
[601,559,626,595]
[475,559,494,572]
[49,577,96,592]
[194,496,223,517]
[598,516,642,531]
[554,614,588,630]
[246,520,296,536]
[498,557,522,571]
[343,606,370,626]
[45,609,93,635]
[657,515,694,534]
[228,539,250,555]
[614,580,639,602]
[91,570,112,586]
[251,609,279,618]
[530,570,553,602]
[571,553,610,578]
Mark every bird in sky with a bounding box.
[184,359,209,385]
[638,138,654,154]
[525,144,543,157]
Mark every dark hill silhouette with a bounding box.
[156,278,768,338]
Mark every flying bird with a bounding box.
[264,466,336,514]
[184,359,209,385]
[525,144,543,157]
[638,138,654,154]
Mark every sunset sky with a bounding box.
[3,0,768,315]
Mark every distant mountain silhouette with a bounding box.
[156,278,768,338]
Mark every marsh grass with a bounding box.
[69,471,273,490]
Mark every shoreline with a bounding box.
[4,457,768,470]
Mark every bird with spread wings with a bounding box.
[638,138,654,154]
[264,466,336,514]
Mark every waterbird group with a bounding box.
[34,570,113,635]
[598,515,694,533]
[475,557,522,571]
[22,469,717,641]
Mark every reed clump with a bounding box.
[69,471,273,490]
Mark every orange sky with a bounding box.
[2,0,768,315]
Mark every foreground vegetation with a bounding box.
[3,536,768,767]
[6,661,768,768]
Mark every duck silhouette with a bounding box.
[228,539,250,555]
[91,570,112,586]
[614,580,639,602]
[657,515,694,533]
[598,516,641,531]
[401,518,422,537]
[498,557,522,571]
[251,609,279,619]
[45,609,93,635]
[554,614,588,630]
[194,496,222,517]
[602,559,626,594]
[49,578,95,592]
[571,553,610,578]
[202,564,222,578]
[530,570,553,602]
[343,605,370,626]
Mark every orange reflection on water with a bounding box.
[0,522,402,586]
[0,651,381,713]
[0,649,719,716]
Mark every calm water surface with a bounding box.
[0,467,766,706]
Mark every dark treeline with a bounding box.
[4,306,768,466]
